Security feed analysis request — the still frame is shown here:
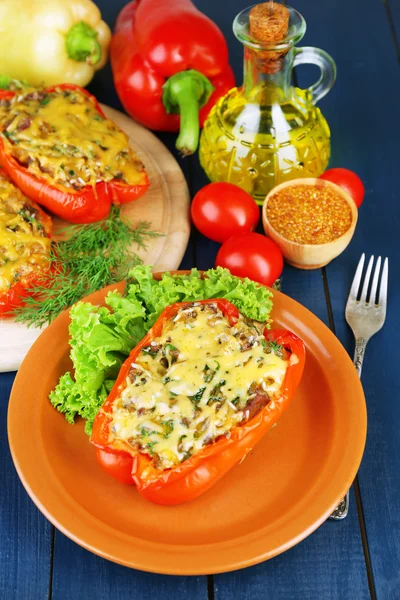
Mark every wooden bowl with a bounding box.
[262,178,358,270]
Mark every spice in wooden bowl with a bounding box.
[267,184,353,244]
[262,178,358,269]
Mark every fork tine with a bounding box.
[349,253,365,301]
[360,255,374,303]
[378,257,389,307]
[369,256,381,305]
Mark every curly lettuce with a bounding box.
[49,266,273,434]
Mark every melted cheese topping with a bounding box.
[111,304,289,471]
[0,87,145,191]
[0,173,50,291]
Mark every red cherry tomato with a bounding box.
[215,232,283,287]
[319,168,364,208]
[191,182,259,243]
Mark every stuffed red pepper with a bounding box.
[0,84,149,223]
[91,299,305,505]
[0,169,52,316]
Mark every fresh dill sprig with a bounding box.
[14,206,161,328]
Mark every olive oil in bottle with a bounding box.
[199,3,336,204]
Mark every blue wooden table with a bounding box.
[1,1,400,598]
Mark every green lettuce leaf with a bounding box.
[50,266,273,434]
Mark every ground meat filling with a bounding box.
[110,303,290,471]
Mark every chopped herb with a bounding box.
[19,209,42,229]
[232,397,240,406]
[189,387,206,404]
[208,380,226,404]
[169,391,178,398]
[177,434,187,453]
[140,427,157,437]
[40,95,51,106]
[146,441,156,454]
[93,114,104,122]
[164,343,179,364]
[162,420,174,438]
[203,364,215,383]
[68,169,76,177]
[264,337,285,358]
[270,340,283,353]
[165,344,177,352]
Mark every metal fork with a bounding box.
[329,254,389,520]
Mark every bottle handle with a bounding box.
[294,46,337,104]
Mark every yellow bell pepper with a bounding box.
[0,0,111,87]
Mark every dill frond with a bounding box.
[14,206,161,328]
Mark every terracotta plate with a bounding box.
[7,275,367,575]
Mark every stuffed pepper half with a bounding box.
[0,84,148,223]
[91,299,305,504]
[0,169,52,316]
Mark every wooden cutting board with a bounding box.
[0,105,190,372]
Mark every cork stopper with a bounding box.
[249,2,290,74]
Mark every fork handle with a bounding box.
[354,336,367,377]
[329,336,366,521]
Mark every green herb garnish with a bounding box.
[203,364,215,383]
[40,95,51,106]
[208,380,226,404]
[19,209,42,230]
[162,420,174,438]
[165,343,177,352]
[189,387,206,404]
[13,206,161,328]
[146,441,156,454]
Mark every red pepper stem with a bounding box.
[162,70,214,155]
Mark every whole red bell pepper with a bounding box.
[111,0,235,155]
[91,299,305,505]
[0,85,149,224]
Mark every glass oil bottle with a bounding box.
[199,3,336,204]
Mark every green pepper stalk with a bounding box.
[66,21,103,65]
[162,70,214,155]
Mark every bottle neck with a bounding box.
[242,46,294,103]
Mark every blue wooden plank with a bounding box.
[51,533,207,600]
[386,0,400,61]
[295,0,400,598]
[0,372,52,600]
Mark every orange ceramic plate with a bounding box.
[7,274,366,575]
